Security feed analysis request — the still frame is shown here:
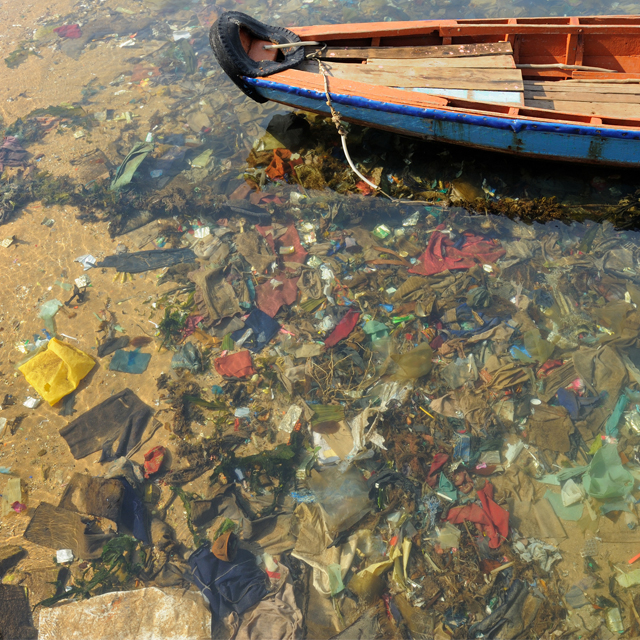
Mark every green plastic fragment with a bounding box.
[327,563,345,596]
[311,404,345,426]
[392,315,415,324]
[55,280,73,291]
[583,444,634,501]
[39,299,63,334]
[363,320,388,341]
[110,141,154,191]
[300,298,325,313]
[372,224,391,239]
[191,148,213,168]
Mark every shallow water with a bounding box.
[1,0,640,636]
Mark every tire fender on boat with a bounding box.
[209,11,305,103]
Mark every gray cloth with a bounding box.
[236,564,303,640]
[59,389,152,461]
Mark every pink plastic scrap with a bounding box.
[53,24,82,38]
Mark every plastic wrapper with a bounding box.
[171,342,202,373]
[0,474,22,516]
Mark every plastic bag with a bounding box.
[391,343,433,381]
[39,299,63,334]
[307,466,371,533]
[561,478,585,507]
[429,522,461,550]
[442,354,478,389]
[512,329,554,363]
[171,342,202,373]
[583,444,634,500]
[19,338,95,405]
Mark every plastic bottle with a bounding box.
[606,608,624,634]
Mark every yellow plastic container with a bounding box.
[19,338,95,406]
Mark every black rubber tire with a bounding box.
[210,11,304,103]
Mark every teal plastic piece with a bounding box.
[583,444,634,500]
[605,394,629,438]
[39,299,63,334]
[438,473,458,502]
[545,490,584,521]
[109,349,151,374]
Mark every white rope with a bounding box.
[315,58,392,198]
[340,134,379,191]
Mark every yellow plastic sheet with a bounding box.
[19,338,95,405]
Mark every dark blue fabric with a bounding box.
[109,349,151,374]
[232,309,281,352]
[557,388,605,421]
[446,303,502,338]
[119,478,149,544]
[557,388,579,420]
[189,545,268,619]
[452,235,466,250]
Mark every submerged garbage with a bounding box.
[5,196,640,639]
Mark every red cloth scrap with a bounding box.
[426,452,448,488]
[409,225,505,276]
[256,225,307,267]
[214,350,256,379]
[278,225,308,265]
[183,315,204,338]
[537,359,564,378]
[265,149,303,181]
[54,24,82,38]
[324,309,360,348]
[446,482,509,549]
[255,276,299,318]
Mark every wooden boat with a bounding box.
[210,12,640,167]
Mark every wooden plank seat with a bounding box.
[298,43,524,106]
[524,80,640,119]
[297,40,640,117]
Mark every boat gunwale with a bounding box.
[244,75,640,140]
[290,14,640,39]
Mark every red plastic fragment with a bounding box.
[143,446,167,479]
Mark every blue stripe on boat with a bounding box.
[244,76,640,166]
